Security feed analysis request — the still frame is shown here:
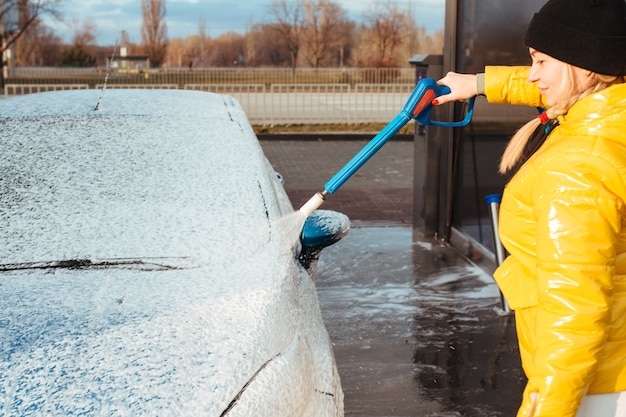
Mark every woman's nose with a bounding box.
[527,62,542,83]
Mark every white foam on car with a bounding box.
[0,90,343,416]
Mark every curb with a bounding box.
[256,133,415,141]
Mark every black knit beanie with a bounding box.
[525,0,626,76]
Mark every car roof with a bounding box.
[1,88,235,118]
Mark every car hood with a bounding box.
[1,253,302,415]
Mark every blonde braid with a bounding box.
[498,69,624,174]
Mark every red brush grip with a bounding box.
[412,90,437,117]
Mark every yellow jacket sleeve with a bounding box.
[484,66,546,108]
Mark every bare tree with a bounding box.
[55,21,97,67]
[163,36,185,67]
[1,0,63,84]
[14,19,61,65]
[163,26,210,69]
[245,22,291,67]
[206,32,246,67]
[394,7,444,64]
[363,0,411,67]
[141,0,168,67]
[329,14,355,67]
[71,20,96,48]
[302,0,346,68]
[195,18,208,66]
[268,0,305,74]
[34,25,60,64]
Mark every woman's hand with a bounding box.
[434,72,478,105]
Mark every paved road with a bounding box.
[261,137,415,226]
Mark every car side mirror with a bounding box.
[299,209,350,273]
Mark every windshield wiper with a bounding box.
[0,258,187,272]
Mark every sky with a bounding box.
[44,0,445,46]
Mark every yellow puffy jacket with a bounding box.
[486,66,626,417]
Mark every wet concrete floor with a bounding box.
[261,138,526,417]
[314,227,525,417]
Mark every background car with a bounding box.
[0,89,349,416]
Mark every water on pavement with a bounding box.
[314,226,526,417]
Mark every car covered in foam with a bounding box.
[0,89,349,416]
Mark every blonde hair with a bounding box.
[499,69,624,174]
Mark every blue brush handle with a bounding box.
[324,78,474,194]
[324,112,409,194]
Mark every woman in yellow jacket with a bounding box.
[436,0,626,416]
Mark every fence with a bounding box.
[3,67,420,125]
[4,84,90,95]
[5,66,416,86]
[3,82,413,125]
[3,67,538,126]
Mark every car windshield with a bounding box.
[0,101,291,267]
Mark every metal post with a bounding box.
[485,194,511,314]
[409,54,445,236]
[0,0,6,85]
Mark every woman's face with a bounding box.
[527,48,591,107]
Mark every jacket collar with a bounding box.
[560,82,626,126]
